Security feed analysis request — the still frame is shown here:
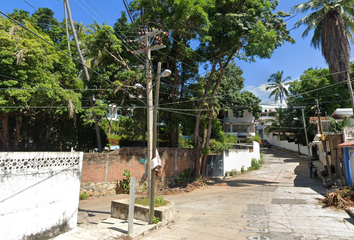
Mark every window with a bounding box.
[224,125,231,132]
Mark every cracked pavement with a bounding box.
[141,148,354,240]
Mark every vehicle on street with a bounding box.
[262,139,271,147]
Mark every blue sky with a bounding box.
[1,0,351,105]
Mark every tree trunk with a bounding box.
[169,129,177,147]
[201,110,213,177]
[0,112,10,150]
[13,110,23,150]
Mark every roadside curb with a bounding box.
[131,221,164,239]
[346,208,354,219]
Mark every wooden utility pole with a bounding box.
[316,99,333,185]
[64,0,102,152]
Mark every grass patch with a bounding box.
[135,196,168,207]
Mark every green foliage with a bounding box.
[226,134,238,144]
[179,134,194,149]
[241,166,246,174]
[135,196,167,208]
[155,196,166,206]
[176,168,194,185]
[208,139,227,154]
[260,153,264,164]
[248,158,262,171]
[120,170,131,193]
[153,216,160,224]
[328,116,349,132]
[79,192,89,200]
[226,169,238,177]
[248,134,262,144]
[266,71,290,104]
[108,134,120,146]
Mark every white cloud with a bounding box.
[245,81,292,106]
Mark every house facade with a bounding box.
[221,110,256,142]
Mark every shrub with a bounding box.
[108,134,120,146]
[241,165,246,173]
[79,191,89,200]
[176,168,194,185]
[248,134,262,144]
[227,169,238,176]
[120,169,131,193]
[251,158,261,170]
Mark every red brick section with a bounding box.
[81,147,196,183]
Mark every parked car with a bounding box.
[262,139,271,147]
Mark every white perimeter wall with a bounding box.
[0,152,83,240]
[223,141,260,175]
[264,134,308,155]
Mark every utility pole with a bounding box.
[132,28,166,224]
[65,0,102,153]
[63,2,71,55]
[150,62,161,224]
[301,107,311,161]
[316,99,333,186]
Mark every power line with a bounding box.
[0,10,147,106]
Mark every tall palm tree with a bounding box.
[266,70,290,105]
[292,0,354,112]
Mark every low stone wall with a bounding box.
[80,181,119,197]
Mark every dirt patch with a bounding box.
[135,179,210,196]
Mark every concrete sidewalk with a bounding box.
[54,217,163,240]
[53,194,163,239]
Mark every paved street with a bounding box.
[142,148,354,240]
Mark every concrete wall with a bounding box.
[223,141,261,175]
[264,134,308,155]
[0,152,83,240]
[81,148,195,197]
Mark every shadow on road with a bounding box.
[217,179,279,187]
[263,148,328,197]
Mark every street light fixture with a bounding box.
[132,65,171,224]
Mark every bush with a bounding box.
[108,134,120,146]
[176,168,194,185]
[226,169,238,176]
[248,134,262,144]
[79,191,89,200]
[120,169,131,193]
[179,135,194,149]
[241,165,246,173]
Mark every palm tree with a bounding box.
[292,0,354,112]
[266,70,290,105]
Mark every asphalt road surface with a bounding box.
[142,148,354,240]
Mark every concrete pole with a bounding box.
[145,36,154,224]
[301,107,311,161]
[346,72,354,115]
[316,99,333,186]
[63,2,71,55]
[149,62,161,224]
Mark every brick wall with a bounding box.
[81,147,195,183]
